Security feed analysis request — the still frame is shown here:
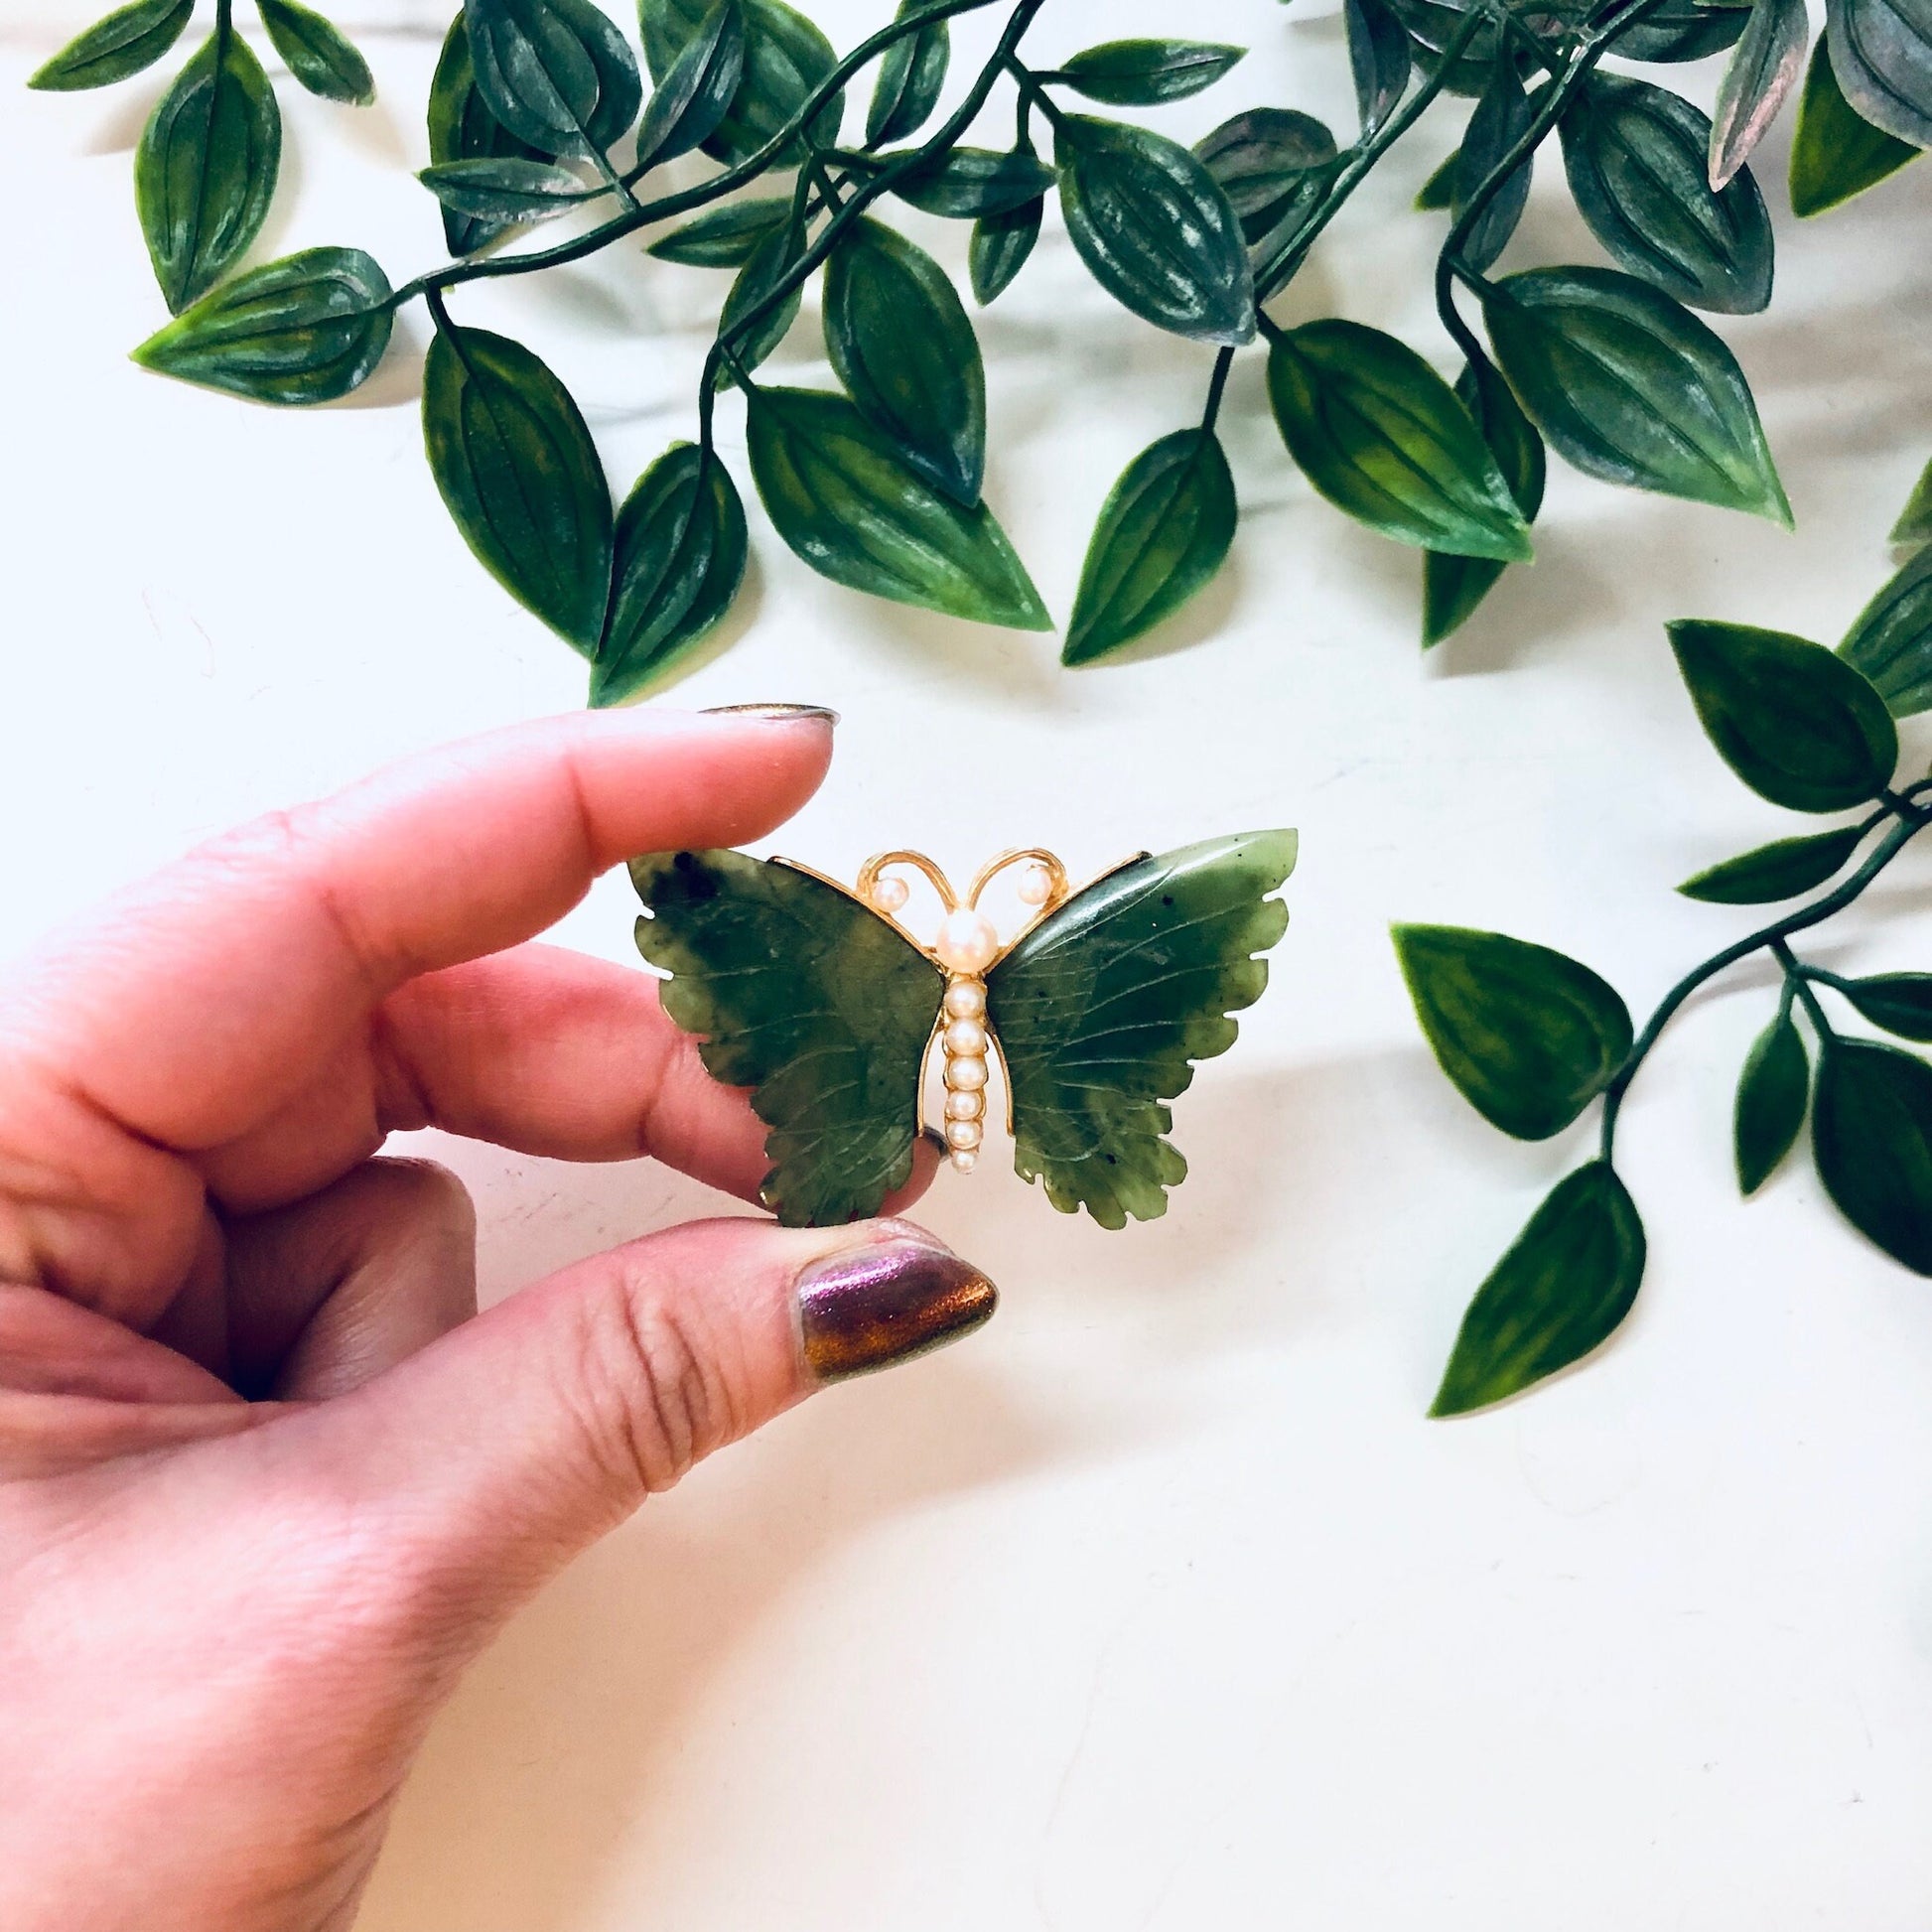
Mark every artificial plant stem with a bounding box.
[1201,346,1234,431]
[1598,811,1930,1157]
[1005,57,1066,127]
[1773,939,1835,1035]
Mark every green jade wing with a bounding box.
[629,830,1297,1228]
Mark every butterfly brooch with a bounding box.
[628,831,1298,1229]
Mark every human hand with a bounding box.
[0,706,996,1931]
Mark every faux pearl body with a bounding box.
[934,907,1000,975]
[939,971,990,1172]
[944,1017,987,1056]
[944,1053,987,1092]
[944,979,985,1019]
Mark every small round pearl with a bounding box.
[870,874,908,912]
[945,1118,981,1151]
[944,1088,983,1121]
[950,1148,977,1173]
[944,978,985,1019]
[1017,864,1052,906]
[945,1053,987,1092]
[934,906,1000,975]
[944,1017,987,1056]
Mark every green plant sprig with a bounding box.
[1399,501,1932,1419]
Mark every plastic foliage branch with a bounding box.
[29,0,1932,699]
[1398,478,1932,1418]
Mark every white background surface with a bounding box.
[6,1,1932,1924]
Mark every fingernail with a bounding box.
[795,1233,997,1384]
[702,703,840,726]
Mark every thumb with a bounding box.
[292,1215,997,1626]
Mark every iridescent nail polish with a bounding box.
[701,703,841,725]
[795,1236,997,1383]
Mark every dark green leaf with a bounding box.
[1892,459,1932,551]
[1669,620,1896,811]
[1387,0,1502,79]
[135,24,282,314]
[1479,266,1790,523]
[419,155,599,221]
[429,12,554,258]
[1394,923,1632,1140]
[131,245,393,404]
[257,0,374,104]
[1559,73,1773,314]
[866,0,948,145]
[1789,32,1920,214]
[630,848,944,1227]
[646,195,789,264]
[1055,115,1255,345]
[1063,429,1236,665]
[874,145,1058,218]
[1678,822,1867,901]
[1345,0,1411,136]
[1839,546,1932,717]
[1813,1038,1932,1273]
[989,833,1297,1229]
[1414,147,1458,208]
[968,186,1042,304]
[1842,975,1932,1041]
[1431,1163,1646,1416]
[1193,107,1338,240]
[1710,0,1808,189]
[824,216,984,504]
[1269,321,1532,562]
[633,0,744,164]
[1827,0,1932,147]
[464,0,640,154]
[745,386,1050,628]
[641,0,838,165]
[28,0,193,90]
[1422,357,1546,645]
[593,443,747,702]
[1611,0,1749,62]
[1050,39,1245,106]
[1453,60,1533,275]
[422,323,613,651]
[713,212,805,384]
[1735,1005,1809,1191]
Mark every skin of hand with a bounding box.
[0,706,997,1932]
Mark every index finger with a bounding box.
[0,707,835,1152]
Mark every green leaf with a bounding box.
[1827,0,1932,147]
[866,0,948,145]
[876,145,1058,218]
[131,245,393,404]
[1055,115,1256,345]
[1611,0,1750,62]
[1431,1163,1646,1417]
[135,24,282,314]
[1453,60,1533,275]
[630,848,945,1227]
[28,0,194,90]
[1193,107,1338,241]
[1789,32,1920,215]
[1414,148,1457,208]
[256,0,374,104]
[418,156,599,222]
[989,832,1297,1229]
[1735,1005,1809,1192]
[1668,620,1897,811]
[1838,546,1932,717]
[1422,357,1546,646]
[1479,266,1790,524]
[744,386,1050,629]
[1678,822,1867,901]
[593,443,747,702]
[1558,74,1772,314]
[1891,458,1932,551]
[422,324,613,651]
[1269,321,1532,563]
[968,183,1042,304]
[823,216,985,505]
[1841,974,1932,1040]
[429,12,555,258]
[464,0,640,155]
[633,0,744,164]
[646,195,789,264]
[1063,429,1236,665]
[1050,39,1245,106]
[1812,1038,1932,1273]
[1344,0,1411,137]
[1387,0,1502,79]
[1394,923,1632,1140]
[1710,0,1808,189]
[713,212,805,384]
[641,0,838,166]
